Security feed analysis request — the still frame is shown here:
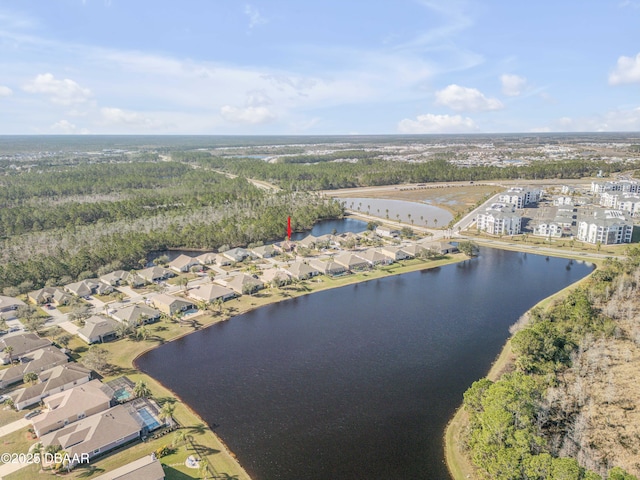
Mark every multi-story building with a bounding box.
[577,210,633,245]
[498,187,541,209]
[591,180,640,194]
[476,210,522,235]
[599,192,640,216]
[533,222,563,238]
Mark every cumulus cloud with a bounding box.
[545,107,640,132]
[50,119,89,134]
[609,53,640,85]
[500,74,527,96]
[220,105,275,124]
[23,73,92,105]
[244,4,267,29]
[434,84,503,112]
[397,113,478,133]
[0,86,12,97]
[100,107,163,129]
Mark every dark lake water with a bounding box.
[136,248,593,480]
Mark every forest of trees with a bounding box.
[0,159,343,290]
[176,152,629,191]
[462,248,640,479]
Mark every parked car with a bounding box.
[8,326,20,333]
[24,409,41,419]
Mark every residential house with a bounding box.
[65,279,113,298]
[78,316,121,344]
[296,235,318,250]
[250,244,276,258]
[0,346,68,388]
[100,271,146,288]
[137,266,174,284]
[399,244,426,258]
[39,403,146,467]
[196,252,217,265]
[333,252,370,271]
[222,247,250,263]
[375,227,400,238]
[379,246,410,262]
[0,333,52,365]
[188,284,236,303]
[309,259,348,277]
[27,287,71,306]
[357,249,393,266]
[284,261,320,280]
[418,241,458,255]
[168,254,201,273]
[111,305,161,326]
[150,294,195,316]
[224,274,264,295]
[10,363,92,410]
[214,254,233,267]
[31,379,114,437]
[0,295,25,314]
[260,268,291,286]
[92,455,165,480]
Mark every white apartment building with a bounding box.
[591,180,640,194]
[553,196,573,206]
[498,187,541,209]
[577,210,633,245]
[476,211,522,235]
[599,192,640,216]
[533,222,563,238]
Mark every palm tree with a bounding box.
[3,346,13,363]
[172,429,188,448]
[159,402,176,427]
[23,372,39,385]
[133,380,151,398]
[136,326,149,341]
[434,218,438,229]
[385,209,389,219]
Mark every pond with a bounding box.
[136,248,593,479]
[338,197,453,227]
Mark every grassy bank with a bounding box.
[443,258,601,480]
[5,254,466,480]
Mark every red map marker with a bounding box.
[287,216,292,240]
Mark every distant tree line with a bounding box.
[185,154,627,191]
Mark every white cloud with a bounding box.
[100,107,165,130]
[434,84,503,112]
[0,86,12,97]
[397,113,478,133]
[23,73,92,105]
[500,74,527,97]
[546,107,640,132]
[50,119,89,134]
[609,53,640,85]
[220,105,275,124]
[244,5,267,29]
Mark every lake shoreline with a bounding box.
[443,261,601,480]
[129,253,469,480]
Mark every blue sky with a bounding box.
[0,0,639,134]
